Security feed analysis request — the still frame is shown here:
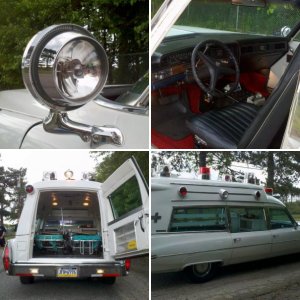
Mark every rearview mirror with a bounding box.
[232,0,266,7]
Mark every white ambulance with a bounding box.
[2,158,149,284]
[151,176,299,283]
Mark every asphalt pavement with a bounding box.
[0,249,149,300]
[152,253,300,299]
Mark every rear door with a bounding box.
[102,157,149,259]
[229,206,272,264]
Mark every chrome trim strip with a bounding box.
[94,88,149,115]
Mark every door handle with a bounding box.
[234,238,242,243]
[273,234,279,238]
[135,215,145,232]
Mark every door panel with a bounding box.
[269,207,300,256]
[102,157,149,259]
[230,231,272,264]
[229,207,272,264]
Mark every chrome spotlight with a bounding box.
[22,24,123,147]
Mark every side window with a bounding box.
[230,207,267,233]
[169,207,227,232]
[108,176,142,219]
[269,208,294,229]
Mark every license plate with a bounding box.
[57,267,78,278]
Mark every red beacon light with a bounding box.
[25,185,34,194]
[199,167,210,180]
[265,187,273,195]
[179,186,188,197]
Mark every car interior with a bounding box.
[151,1,300,149]
[33,191,103,258]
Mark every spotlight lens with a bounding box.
[56,40,103,100]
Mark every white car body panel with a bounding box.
[6,158,149,278]
[0,89,149,149]
[151,177,298,273]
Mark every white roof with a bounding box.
[31,180,101,190]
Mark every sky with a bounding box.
[0,150,100,183]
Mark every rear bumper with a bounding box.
[8,261,127,278]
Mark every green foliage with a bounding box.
[110,176,142,218]
[91,151,148,218]
[91,151,148,182]
[0,0,148,89]
[152,151,300,202]
[175,2,299,36]
[0,166,27,223]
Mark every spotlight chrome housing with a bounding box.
[22,24,123,147]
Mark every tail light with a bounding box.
[125,259,131,271]
[3,245,10,272]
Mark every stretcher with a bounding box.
[70,234,102,255]
[35,234,64,252]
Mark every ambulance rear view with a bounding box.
[2,158,149,284]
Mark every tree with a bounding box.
[91,151,148,218]
[0,0,148,89]
[151,151,236,176]
[151,151,300,202]
[229,151,300,202]
[0,166,27,223]
[91,151,148,182]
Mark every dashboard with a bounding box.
[151,33,288,90]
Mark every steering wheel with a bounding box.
[191,40,240,97]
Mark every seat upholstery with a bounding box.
[186,43,300,149]
[186,102,258,148]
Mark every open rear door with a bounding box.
[102,157,149,259]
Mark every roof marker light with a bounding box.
[265,187,273,195]
[25,185,34,194]
[179,186,188,197]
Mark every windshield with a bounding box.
[155,0,300,38]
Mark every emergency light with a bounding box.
[264,188,273,195]
[199,167,210,180]
[25,185,34,194]
[179,186,188,197]
[64,169,74,180]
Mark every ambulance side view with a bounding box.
[2,158,149,284]
[151,177,299,283]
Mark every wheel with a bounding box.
[184,262,217,283]
[20,276,35,284]
[101,277,116,284]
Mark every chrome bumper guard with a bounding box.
[9,261,127,278]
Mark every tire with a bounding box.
[101,277,116,285]
[20,276,35,284]
[184,262,217,283]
